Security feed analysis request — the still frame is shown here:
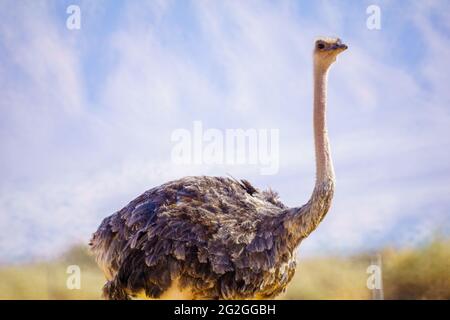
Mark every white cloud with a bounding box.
[0,0,449,262]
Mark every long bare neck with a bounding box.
[280,61,335,244]
[313,63,335,183]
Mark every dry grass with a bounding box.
[0,247,104,300]
[0,238,448,300]
[382,238,450,299]
[281,255,371,299]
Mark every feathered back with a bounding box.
[90,176,298,299]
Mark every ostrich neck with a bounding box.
[279,62,335,245]
[313,64,335,183]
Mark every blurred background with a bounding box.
[0,0,449,299]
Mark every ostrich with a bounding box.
[90,37,347,300]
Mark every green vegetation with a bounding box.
[0,238,449,299]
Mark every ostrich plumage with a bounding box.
[90,37,347,300]
[92,177,303,299]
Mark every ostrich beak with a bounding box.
[334,43,348,51]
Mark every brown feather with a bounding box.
[90,176,304,299]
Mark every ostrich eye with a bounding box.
[317,43,325,50]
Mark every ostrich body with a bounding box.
[90,38,347,300]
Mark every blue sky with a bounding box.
[0,0,449,263]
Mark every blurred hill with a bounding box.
[0,238,448,300]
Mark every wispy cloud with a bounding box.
[0,0,449,262]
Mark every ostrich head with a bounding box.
[314,37,348,69]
